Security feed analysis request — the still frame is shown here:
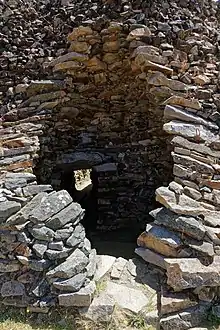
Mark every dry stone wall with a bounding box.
[1,0,220,328]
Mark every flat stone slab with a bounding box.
[0,201,21,223]
[150,207,206,241]
[105,281,150,314]
[46,248,88,279]
[29,190,72,223]
[165,256,220,291]
[94,255,116,281]
[160,290,197,316]
[46,202,83,230]
[110,257,127,279]
[58,281,96,307]
[79,293,115,322]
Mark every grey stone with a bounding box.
[46,248,88,279]
[66,224,85,247]
[29,225,55,242]
[32,279,50,297]
[86,249,97,278]
[80,238,92,256]
[29,259,52,271]
[164,105,218,130]
[163,120,218,142]
[53,273,87,292]
[58,281,96,307]
[105,281,150,314]
[184,239,214,257]
[79,293,115,322]
[32,240,48,258]
[94,255,116,281]
[160,304,210,330]
[22,185,53,196]
[46,202,83,230]
[111,257,127,280]
[46,247,72,260]
[135,247,167,270]
[150,208,206,240]
[160,291,198,316]
[1,281,25,297]
[0,201,21,223]
[29,190,72,223]
[0,260,20,272]
[55,227,74,240]
[6,192,48,225]
[48,241,64,251]
[4,172,36,190]
[17,232,31,244]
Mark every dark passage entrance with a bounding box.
[59,166,99,234]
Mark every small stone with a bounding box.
[0,201,21,223]
[46,249,88,279]
[1,281,25,297]
[53,273,87,292]
[46,247,72,260]
[94,255,116,281]
[86,249,97,278]
[22,185,53,196]
[32,240,48,258]
[135,247,167,270]
[163,96,201,110]
[111,257,127,279]
[66,224,85,247]
[0,260,20,272]
[48,241,64,251]
[46,202,83,230]
[127,27,151,41]
[30,225,55,242]
[29,190,72,223]
[58,281,96,307]
[160,290,198,316]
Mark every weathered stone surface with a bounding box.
[46,202,83,230]
[127,27,151,41]
[66,224,85,247]
[147,72,187,91]
[32,240,48,258]
[172,153,214,174]
[46,249,88,279]
[79,293,115,322]
[160,304,210,330]
[1,281,25,297]
[156,187,205,215]
[6,192,48,225]
[160,291,198,316]
[86,249,97,278]
[0,260,20,272]
[29,190,72,223]
[135,247,167,270]
[166,257,220,291]
[94,255,116,281]
[46,247,72,260]
[110,257,127,280]
[163,121,218,142]
[150,208,206,240]
[22,185,53,196]
[0,201,21,223]
[58,281,96,307]
[29,225,55,242]
[53,273,86,292]
[137,225,182,257]
[105,281,149,314]
[163,96,201,110]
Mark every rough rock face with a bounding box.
[1,0,220,328]
[0,171,96,309]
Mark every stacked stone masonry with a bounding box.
[1,0,220,328]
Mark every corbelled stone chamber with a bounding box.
[1,0,220,328]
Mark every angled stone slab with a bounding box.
[160,290,197,316]
[163,96,201,110]
[105,281,150,314]
[135,247,167,270]
[172,153,214,174]
[46,202,83,230]
[151,208,206,241]
[0,201,21,223]
[164,105,218,130]
[165,256,220,291]
[46,248,88,279]
[94,255,116,281]
[156,187,205,215]
[163,120,218,142]
[137,225,182,257]
[58,281,96,307]
[29,190,72,223]
[6,192,47,225]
